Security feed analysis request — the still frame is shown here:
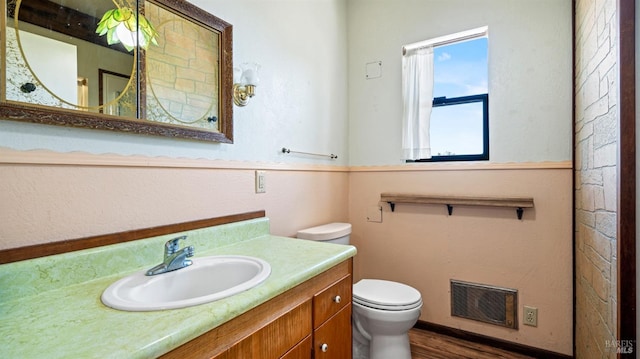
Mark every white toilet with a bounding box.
[297,223,422,359]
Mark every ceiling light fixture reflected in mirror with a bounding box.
[95,3,158,52]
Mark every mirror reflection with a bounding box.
[2,0,231,141]
[144,1,219,129]
[7,0,136,116]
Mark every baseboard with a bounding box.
[413,320,573,359]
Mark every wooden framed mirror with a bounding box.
[1,0,233,142]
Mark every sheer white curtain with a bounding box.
[402,46,434,160]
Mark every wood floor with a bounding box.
[409,328,535,359]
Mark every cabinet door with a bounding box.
[280,335,312,359]
[228,300,312,358]
[209,350,227,359]
[313,304,352,359]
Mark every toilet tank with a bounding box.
[296,223,351,245]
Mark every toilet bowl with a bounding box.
[297,223,423,359]
[352,279,422,359]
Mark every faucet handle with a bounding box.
[185,246,195,258]
[165,235,188,256]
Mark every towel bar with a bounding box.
[282,147,337,159]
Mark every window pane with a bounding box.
[433,37,488,98]
[430,102,484,156]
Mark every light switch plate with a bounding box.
[255,170,266,193]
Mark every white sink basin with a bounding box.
[101,255,271,311]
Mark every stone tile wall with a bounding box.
[574,0,618,357]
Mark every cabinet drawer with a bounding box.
[313,304,352,359]
[313,274,351,328]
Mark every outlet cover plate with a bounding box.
[524,306,538,327]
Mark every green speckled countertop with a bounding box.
[0,218,356,358]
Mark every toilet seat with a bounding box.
[353,279,422,311]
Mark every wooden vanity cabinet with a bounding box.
[161,258,353,359]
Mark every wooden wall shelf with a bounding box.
[380,193,534,220]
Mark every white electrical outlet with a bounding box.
[255,170,266,193]
[524,306,538,327]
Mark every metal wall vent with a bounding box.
[451,280,518,329]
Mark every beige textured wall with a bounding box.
[349,164,573,355]
[574,0,619,357]
[1,153,574,355]
[0,149,349,249]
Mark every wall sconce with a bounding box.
[233,63,260,107]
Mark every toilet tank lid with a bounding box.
[296,222,352,241]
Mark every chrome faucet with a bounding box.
[146,236,194,276]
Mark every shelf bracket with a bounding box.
[388,202,395,212]
[516,207,524,220]
[446,204,453,216]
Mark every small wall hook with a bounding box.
[20,83,36,93]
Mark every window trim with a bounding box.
[402,26,488,55]
[409,93,489,162]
